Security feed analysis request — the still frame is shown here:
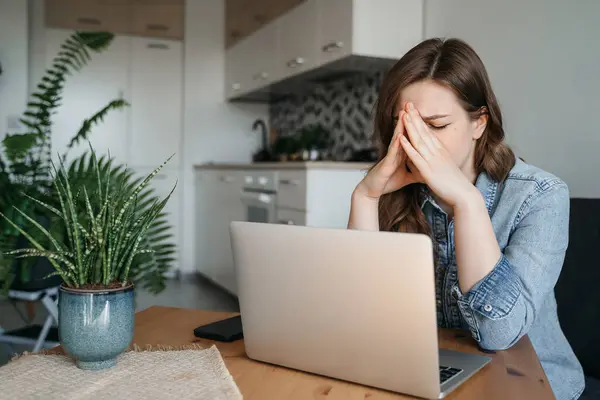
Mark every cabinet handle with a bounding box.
[322,41,344,52]
[286,57,305,68]
[219,175,234,183]
[279,179,300,186]
[147,43,169,50]
[253,71,268,80]
[77,17,101,25]
[278,220,295,225]
[147,24,169,31]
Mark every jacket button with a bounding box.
[483,304,493,312]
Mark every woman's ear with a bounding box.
[472,108,488,139]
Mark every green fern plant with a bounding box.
[2,31,123,182]
[0,147,176,289]
[0,31,133,292]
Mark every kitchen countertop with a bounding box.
[194,161,373,170]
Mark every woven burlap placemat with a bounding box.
[0,344,242,399]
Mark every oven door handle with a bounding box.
[241,191,274,204]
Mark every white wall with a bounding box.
[424,0,600,198]
[0,0,28,139]
[180,0,268,274]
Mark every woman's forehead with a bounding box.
[394,80,459,115]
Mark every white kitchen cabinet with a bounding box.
[244,21,280,94]
[45,0,185,40]
[195,169,245,295]
[276,167,367,228]
[214,171,245,295]
[129,37,183,168]
[277,208,306,226]
[277,0,318,80]
[224,0,423,100]
[46,29,184,170]
[46,28,131,165]
[277,170,307,211]
[315,0,424,65]
[225,34,254,99]
[314,0,424,67]
[45,0,133,34]
[337,0,423,61]
[316,0,353,65]
[131,1,185,40]
[225,20,280,100]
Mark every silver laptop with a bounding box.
[229,221,491,399]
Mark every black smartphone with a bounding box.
[193,315,244,342]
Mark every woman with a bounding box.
[348,38,585,400]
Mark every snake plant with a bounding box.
[0,147,176,289]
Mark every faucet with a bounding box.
[252,119,268,150]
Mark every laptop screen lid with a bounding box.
[230,221,441,398]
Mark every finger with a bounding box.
[400,135,430,178]
[403,111,431,160]
[394,110,405,138]
[385,111,407,163]
[428,130,445,150]
[406,103,436,150]
[385,129,401,159]
[387,110,405,147]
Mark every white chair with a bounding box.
[0,286,60,354]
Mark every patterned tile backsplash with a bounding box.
[269,70,385,160]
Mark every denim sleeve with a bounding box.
[452,181,570,350]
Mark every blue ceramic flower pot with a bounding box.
[58,283,134,370]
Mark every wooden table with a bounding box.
[130,306,555,399]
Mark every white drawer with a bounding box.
[277,170,306,210]
[276,209,306,226]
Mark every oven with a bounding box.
[240,171,278,224]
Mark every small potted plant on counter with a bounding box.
[298,124,333,161]
[271,135,299,161]
[0,147,176,370]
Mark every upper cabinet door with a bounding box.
[278,0,317,80]
[46,0,133,33]
[225,36,254,99]
[350,0,423,59]
[131,1,184,40]
[129,37,183,168]
[245,22,280,93]
[316,0,353,66]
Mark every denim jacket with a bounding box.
[421,158,585,400]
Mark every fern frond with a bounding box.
[64,99,130,156]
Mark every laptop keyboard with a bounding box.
[439,366,463,384]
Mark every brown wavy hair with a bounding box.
[374,38,515,234]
